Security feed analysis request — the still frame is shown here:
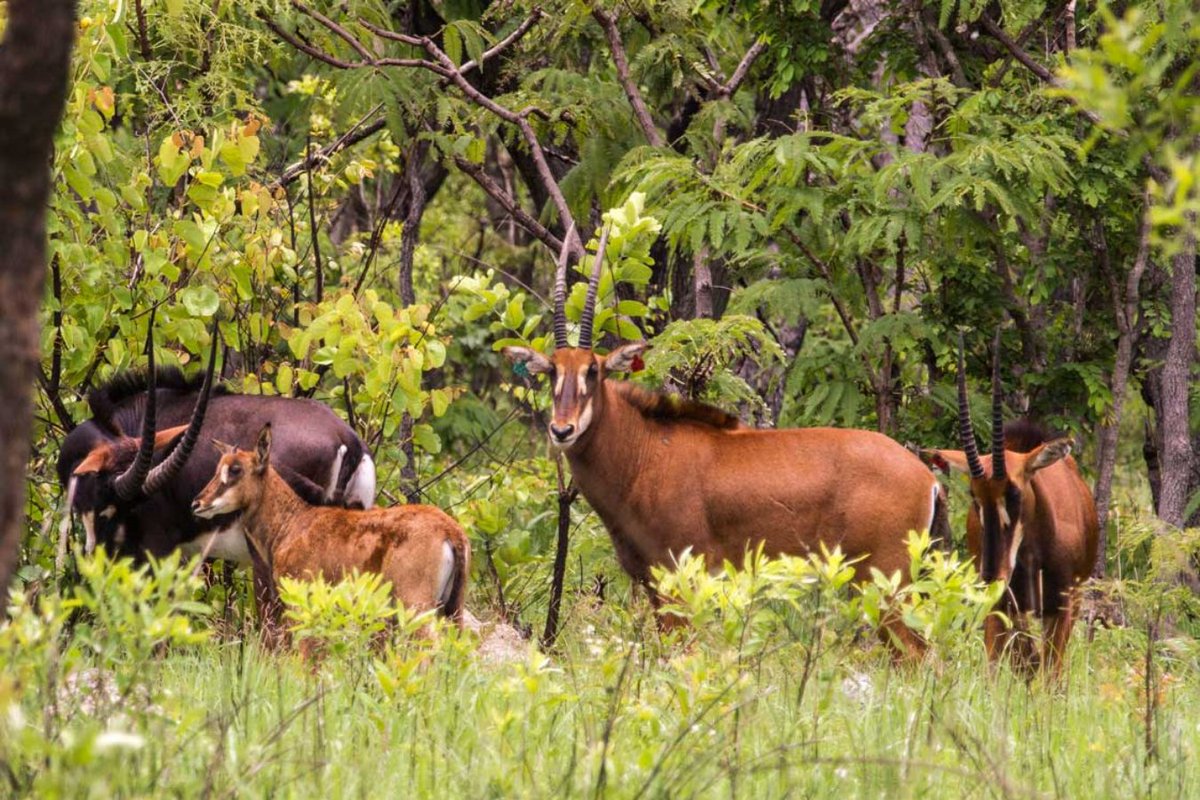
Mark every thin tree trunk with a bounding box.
[542,457,578,649]
[693,247,714,319]
[1155,228,1197,527]
[398,141,430,504]
[1092,208,1150,576]
[0,0,76,601]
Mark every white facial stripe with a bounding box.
[577,367,589,397]
[1008,523,1024,570]
[220,464,230,484]
[554,371,565,397]
[576,398,594,436]
[82,512,97,553]
[99,506,116,519]
[996,501,1010,529]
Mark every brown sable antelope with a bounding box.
[192,424,470,642]
[923,338,1098,675]
[502,226,948,651]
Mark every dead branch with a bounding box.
[592,8,665,146]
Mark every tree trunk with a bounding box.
[1155,232,1197,527]
[0,0,76,601]
[1092,209,1149,576]
[398,140,431,504]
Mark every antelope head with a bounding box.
[192,424,272,519]
[70,315,219,549]
[924,334,1072,585]
[503,224,648,451]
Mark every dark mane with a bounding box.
[615,383,741,430]
[1003,419,1058,454]
[87,366,227,434]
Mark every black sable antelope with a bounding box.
[57,322,376,570]
[924,337,1098,675]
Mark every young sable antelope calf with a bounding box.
[192,424,469,635]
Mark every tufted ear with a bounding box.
[1024,437,1071,475]
[921,449,970,475]
[73,445,113,476]
[501,346,553,375]
[254,424,272,474]
[604,341,650,373]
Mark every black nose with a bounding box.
[549,423,575,441]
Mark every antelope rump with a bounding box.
[503,227,949,648]
[923,337,1099,675]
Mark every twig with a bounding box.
[452,154,564,253]
[592,8,664,147]
[276,105,385,187]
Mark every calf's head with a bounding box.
[192,424,273,519]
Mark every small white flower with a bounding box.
[94,730,145,752]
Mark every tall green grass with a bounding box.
[3,542,1198,799]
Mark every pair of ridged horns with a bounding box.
[552,222,611,351]
[955,331,1006,481]
[113,312,220,501]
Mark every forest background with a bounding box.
[1,0,1200,797]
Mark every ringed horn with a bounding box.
[113,314,220,500]
[551,223,612,350]
[954,330,1006,481]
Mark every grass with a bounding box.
[4,575,1199,800]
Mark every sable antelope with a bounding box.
[192,424,470,641]
[502,227,948,648]
[57,323,377,569]
[923,338,1098,674]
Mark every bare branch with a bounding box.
[452,154,564,253]
[277,104,386,187]
[719,40,767,98]
[592,8,665,147]
[459,9,544,75]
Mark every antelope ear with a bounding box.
[501,346,553,375]
[211,438,236,456]
[922,449,969,475]
[1024,438,1071,475]
[604,341,650,373]
[152,425,189,451]
[254,424,272,473]
[73,445,112,476]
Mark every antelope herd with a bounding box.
[53,231,1098,675]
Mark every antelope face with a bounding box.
[503,342,649,450]
[68,426,189,551]
[925,439,1072,585]
[192,425,272,518]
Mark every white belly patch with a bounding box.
[180,521,252,566]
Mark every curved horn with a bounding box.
[142,318,220,495]
[553,222,575,350]
[956,333,985,479]
[576,224,611,351]
[114,311,158,500]
[991,329,1006,481]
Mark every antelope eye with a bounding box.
[228,464,243,479]
[587,363,598,378]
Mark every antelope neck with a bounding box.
[239,468,309,558]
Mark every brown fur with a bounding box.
[615,384,741,430]
[193,428,470,642]
[926,441,1099,676]
[505,343,942,656]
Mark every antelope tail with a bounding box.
[931,484,953,553]
[438,537,470,624]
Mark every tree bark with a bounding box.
[0,0,77,601]
[1092,207,1150,576]
[398,140,431,504]
[1155,229,1197,527]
